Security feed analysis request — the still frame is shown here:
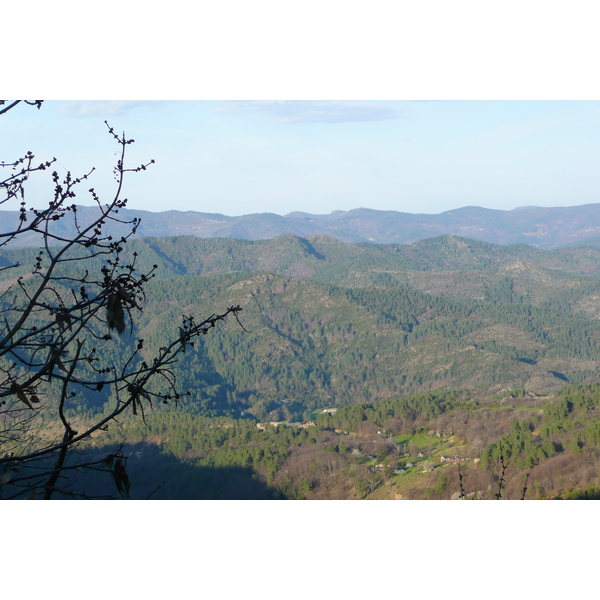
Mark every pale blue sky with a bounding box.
[4,100,600,217]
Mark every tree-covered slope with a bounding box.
[6,234,600,421]
[71,383,600,500]
[125,269,600,419]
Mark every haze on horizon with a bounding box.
[4,100,600,218]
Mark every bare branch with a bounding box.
[0,105,246,499]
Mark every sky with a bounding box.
[4,99,600,217]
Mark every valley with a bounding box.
[5,232,600,498]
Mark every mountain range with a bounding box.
[6,232,600,421]
[5,202,600,249]
[7,227,600,499]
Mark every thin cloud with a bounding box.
[56,100,165,117]
[214,101,406,123]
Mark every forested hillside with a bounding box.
[55,383,600,499]
[5,233,600,498]
[5,233,600,422]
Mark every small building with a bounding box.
[441,455,461,463]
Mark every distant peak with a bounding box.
[511,206,541,212]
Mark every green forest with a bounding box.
[5,233,600,498]
[54,383,600,499]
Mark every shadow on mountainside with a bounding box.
[52,442,288,500]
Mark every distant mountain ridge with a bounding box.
[4,202,600,249]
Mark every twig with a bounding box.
[457,462,465,500]
[521,472,529,500]
[495,443,507,500]
[146,479,167,500]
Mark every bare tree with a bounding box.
[0,101,243,499]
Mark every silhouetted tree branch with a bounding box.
[0,101,243,499]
